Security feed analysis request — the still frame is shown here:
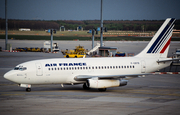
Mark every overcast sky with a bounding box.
[0,0,180,20]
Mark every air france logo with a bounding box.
[45,62,87,67]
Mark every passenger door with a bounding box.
[141,60,146,73]
[36,63,43,76]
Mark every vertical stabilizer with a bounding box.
[135,18,176,58]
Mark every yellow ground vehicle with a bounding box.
[62,45,88,58]
[64,52,86,58]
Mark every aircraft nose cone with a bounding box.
[4,71,13,81]
[4,72,9,80]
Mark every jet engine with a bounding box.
[87,79,128,88]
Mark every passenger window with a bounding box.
[92,67,94,69]
[124,66,126,68]
[89,67,91,69]
[119,66,121,68]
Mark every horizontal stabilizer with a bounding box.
[157,58,180,63]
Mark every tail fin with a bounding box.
[135,18,176,58]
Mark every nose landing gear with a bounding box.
[26,88,31,92]
[19,84,31,92]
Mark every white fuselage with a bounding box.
[4,57,171,85]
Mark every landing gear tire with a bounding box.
[98,88,107,92]
[26,88,31,92]
[83,83,90,90]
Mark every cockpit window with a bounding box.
[14,67,27,71]
[14,67,19,70]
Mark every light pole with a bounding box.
[100,0,103,47]
[5,0,8,50]
[50,29,56,52]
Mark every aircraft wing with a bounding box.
[74,73,150,81]
[157,58,180,63]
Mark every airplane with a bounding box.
[4,18,179,92]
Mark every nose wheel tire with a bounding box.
[26,88,31,92]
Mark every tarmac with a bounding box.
[0,39,180,115]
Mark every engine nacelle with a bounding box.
[87,79,128,88]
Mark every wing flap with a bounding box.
[74,74,149,81]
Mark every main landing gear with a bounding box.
[83,83,90,90]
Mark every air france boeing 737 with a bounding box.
[4,18,179,92]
